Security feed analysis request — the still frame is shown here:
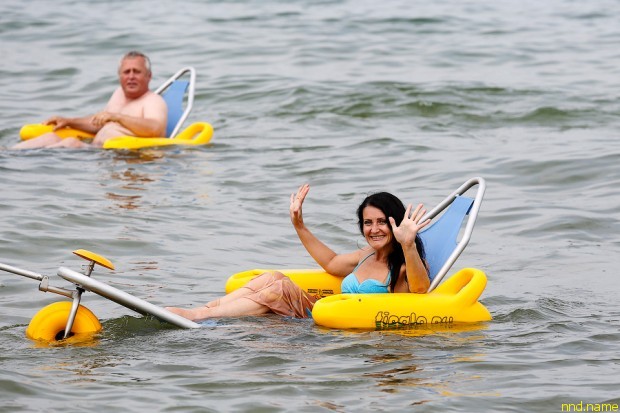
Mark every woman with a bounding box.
[165,184,430,321]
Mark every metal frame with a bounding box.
[422,177,486,292]
[154,66,196,138]
[0,256,200,338]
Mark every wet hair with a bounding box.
[120,50,151,74]
[356,192,428,292]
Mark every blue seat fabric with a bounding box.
[161,80,189,137]
[418,196,474,281]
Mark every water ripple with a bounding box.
[2,0,620,411]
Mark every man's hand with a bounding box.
[44,116,72,131]
[91,111,118,128]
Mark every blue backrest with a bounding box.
[161,80,189,137]
[418,195,474,281]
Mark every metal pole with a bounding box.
[63,290,82,339]
[0,262,44,281]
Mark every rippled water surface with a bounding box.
[1,0,620,412]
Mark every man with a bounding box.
[13,51,167,149]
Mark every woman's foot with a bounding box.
[205,299,220,308]
[165,306,202,321]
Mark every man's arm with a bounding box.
[44,87,126,135]
[45,115,100,134]
[92,93,168,137]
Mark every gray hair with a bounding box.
[120,50,152,73]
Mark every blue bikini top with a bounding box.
[340,253,391,294]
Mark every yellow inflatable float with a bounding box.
[225,267,491,330]
[18,66,214,150]
[226,177,491,330]
[312,268,490,329]
[1,248,200,344]
[19,122,214,150]
[225,268,342,298]
[26,301,102,342]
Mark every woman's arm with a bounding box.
[401,244,430,293]
[290,184,359,277]
[390,203,431,293]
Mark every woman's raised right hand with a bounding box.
[290,184,310,228]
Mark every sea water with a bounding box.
[1,0,619,411]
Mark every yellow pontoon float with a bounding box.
[0,249,200,342]
[226,177,492,330]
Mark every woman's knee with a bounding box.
[245,271,286,290]
[267,271,287,280]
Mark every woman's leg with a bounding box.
[204,271,285,308]
[166,297,270,321]
[165,272,287,321]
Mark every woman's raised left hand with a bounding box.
[389,203,431,248]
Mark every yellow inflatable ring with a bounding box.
[19,124,94,140]
[19,122,214,150]
[26,301,102,342]
[102,122,214,149]
[226,268,491,329]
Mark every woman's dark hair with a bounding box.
[356,192,428,292]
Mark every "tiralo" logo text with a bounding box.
[375,311,454,329]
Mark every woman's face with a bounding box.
[362,205,392,251]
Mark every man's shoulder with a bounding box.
[107,87,125,102]
[140,91,168,123]
[142,90,167,106]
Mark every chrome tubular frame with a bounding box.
[1,254,201,338]
[154,66,196,138]
[422,177,486,292]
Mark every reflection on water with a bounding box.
[105,192,143,210]
[36,353,129,387]
[357,324,491,400]
[30,332,101,349]
[103,153,161,210]
[364,363,428,392]
[112,150,166,164]
[378,322,490,338]
[109,169,154,188]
